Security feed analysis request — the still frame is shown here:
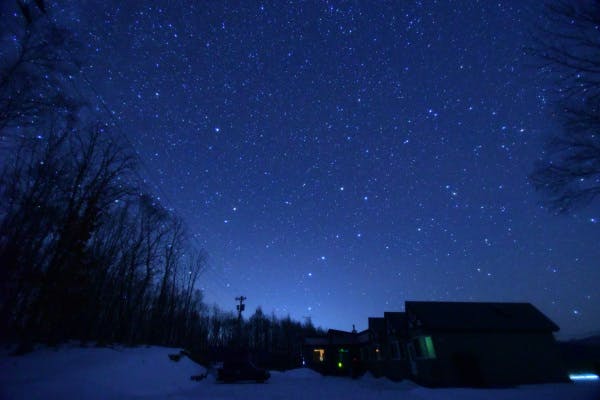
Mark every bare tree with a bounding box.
[1,0,215,351]
[0,122,138,344]
[180,249,207,340]
[0,2,81,140]
[530,1,600,213]
[0,128,68,336]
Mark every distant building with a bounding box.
[305,300,568,387]
[303,327,369,377]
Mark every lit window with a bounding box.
[413,336,436,359]
[313,348,325,362]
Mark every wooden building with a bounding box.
[402,301,568,387]
[306,301,567,387]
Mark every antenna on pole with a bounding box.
[235,296,246,321]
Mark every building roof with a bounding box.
[304,327,371,347]
[356,329,371,344]
[405,301,559,332]
[304,337,328,346]
[326,329,356,345]
[328,329,354,337]
[368,317,385,333]
[384,312,408,335]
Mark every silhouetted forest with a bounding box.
[0,1,321,368]
[529,1,600,213]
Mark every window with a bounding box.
[313,348,325,362]
[413,336,436,359]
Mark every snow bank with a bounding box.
[271,367,322,379]
[1,345,599,400]
[0,344,205,399]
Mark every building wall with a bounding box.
[384,359,410,381]
[362,343,385,377]
[304,343,366,377]
[411,331,568,387]
[362,337,411,380]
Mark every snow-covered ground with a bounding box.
[1,345,599,400]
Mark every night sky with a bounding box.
[18,1,600,337]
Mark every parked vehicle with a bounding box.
[217,359,270,383]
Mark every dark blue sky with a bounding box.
[38,1,600,337]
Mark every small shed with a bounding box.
[404,301,568,387]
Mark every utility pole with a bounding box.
[234,296,247,349]
[235,296,246,321]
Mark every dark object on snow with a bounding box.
[217,359,270,383]
[190,372,208,381]
[169,349,191,362]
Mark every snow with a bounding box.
[0,345,205,399]
[1,345,599,400]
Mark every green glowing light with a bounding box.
[424,336,436,358]
[338,362,343,368]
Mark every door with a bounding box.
[452,352,484,387]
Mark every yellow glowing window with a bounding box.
[313,348,325,362]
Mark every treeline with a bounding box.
[0,6,206,350]
[194,307,323,369]
[0,1,323,366]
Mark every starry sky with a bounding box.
[15,1,600,337]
